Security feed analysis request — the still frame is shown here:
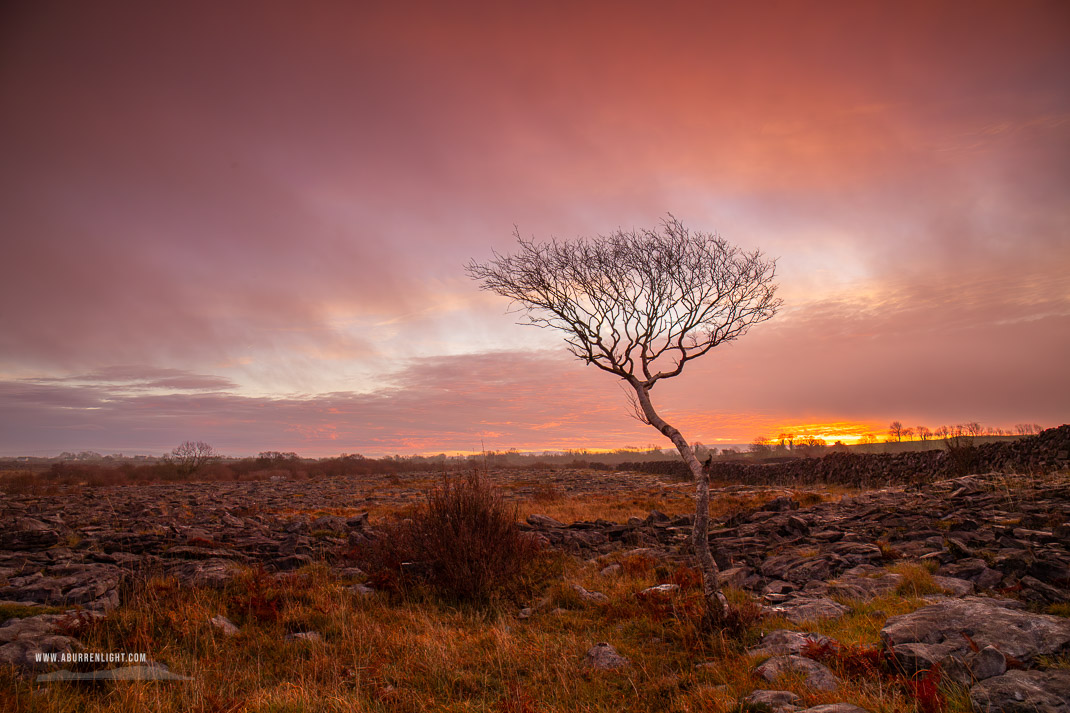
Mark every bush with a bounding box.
[355,473,557,605]
[943,434,978,476]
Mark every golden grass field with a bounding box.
[1,472,1062,712]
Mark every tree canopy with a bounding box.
[466,216,781,390]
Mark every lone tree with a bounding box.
[169,440,217,476]
[466,216,781,625]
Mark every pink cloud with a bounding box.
[0,2,1067,454]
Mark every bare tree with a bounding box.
[466,216,780,626]
[169,440,217,476]
[888,421,904,442]
[749,436,773,458]
[916,425,931,441]
[796,435,827,458]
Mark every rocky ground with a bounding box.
[2,469,1068,711]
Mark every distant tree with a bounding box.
[796,435,827,457]
[1015,423,1043,436]
[468,216,781,627]
[749,436,773,458]
[934,425,950,439]
[860,433,878,444]
[888,421,905,442]
[916,426,932,441]
[901,427,915,441]
[964,422,984,437]
[257,451,299,464]
[170,441,217,476]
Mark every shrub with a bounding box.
[943,433,978,476]
[355,473,557,605]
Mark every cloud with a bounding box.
[32,366,237,392]
[0,2,1067,454]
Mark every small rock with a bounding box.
[347,583,375,596]
[744,685,804,706]
[637,584,679,598]
[209,615,239,636]
[527,514,566,528]
[599,564,622,577]
[931,575,975,596]
[744,689,800,712]
[970,645,1007,681]
[748,629,833,658]
[571,584,608,603]
[286,631,323,643]
[583,642,630,670]
[766,597,850,624]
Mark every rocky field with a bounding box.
[1,464,1069,712]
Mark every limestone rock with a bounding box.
[754,655,840,691]
[748,629,833,658]
[209,615,239,636]
[881,596,1070,663]
[583,642,629,670]
[571,584,608,604]
[969,669,1070,713]
[766,597,850,624]
[743,689,800,712]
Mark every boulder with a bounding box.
[754,655,840,691]
[0,634,83,669]
[969,669,1070,713]
[880,596,1070,663]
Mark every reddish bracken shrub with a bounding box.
[802,639,890,678]
[354,473,558,605]
[660,565,703,591]
[907,665,946,713]
[227,567,282,625]
[802,639,947,713]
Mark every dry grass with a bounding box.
[3,555,965,713]
[2,478,958,712]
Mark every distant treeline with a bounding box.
[0,445,673,493]
[613,425,1070,487]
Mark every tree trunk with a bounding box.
[629,380,726,626]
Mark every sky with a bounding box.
[1,1,1068,457]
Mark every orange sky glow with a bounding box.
[1,1,1067,456]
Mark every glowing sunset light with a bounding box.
[0,1,1067,457]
